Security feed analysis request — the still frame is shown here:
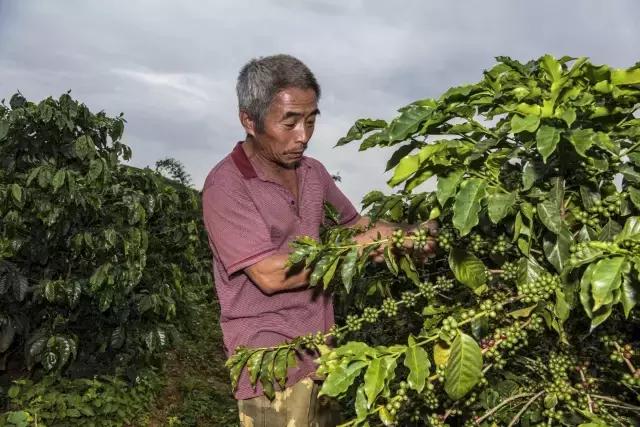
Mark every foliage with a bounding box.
[0,369,162,427]
[144,291,237,426]
[0,93,212,421]
[227,56,640,426]
[155,157,193,187]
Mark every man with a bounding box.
[201,54,437,426]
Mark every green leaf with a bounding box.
[259,350,277,400]
[615,216,640,242]
[508,304,538,319]
[246,350,265,387]
[9,184,22,204]
[227,350,252,392]
[511,114,540,133]
[320,360,367,397]
[537,200,562,234]
[399,255,420,286]
[487,192,516,224]
[598,219,622,241]
[388,152,419,187]
[590,257,626,311]
[88,159,103,181]
[536,125,561,162]
[273,348,290,389]
[26,166,42,187]
[554,289,570,323]
[570,129,595,157]
[336,118,386,146]
[385,140,421,171]
[611,68,640,85]
[628,187,640,210]
[364,356,396,408]
[74,135,95,160]
[620,276,638,318]
[558,107,576,127]
[517,257,545,288]
[340,248,358,292]
[448,248,487,290]
[0,119,9,140]
[452,178,487,236]
[52,169,66,192]
[522,161,543,191]
[436,170,464,207]
[387,105,433,143]
[444,332,483,400]
[383,245,398,276]
[543,228,571,273]
[310,255,334,287]
[354,385,368,421]
[322,255,341,288]
[541,54,563,82]
[404,336,430,392]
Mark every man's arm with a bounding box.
[245,217,438,295]
[245,253,310,295]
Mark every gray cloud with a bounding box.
[1,0,638,205]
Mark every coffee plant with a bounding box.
[0,93,212,425]
[227,56,640,426]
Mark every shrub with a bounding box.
[228,55,640,426]
[0,93,212,424]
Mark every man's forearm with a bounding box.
[245,253,311,295]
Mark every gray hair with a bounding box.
[236,54,321,133]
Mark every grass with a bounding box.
[145,297,238,427]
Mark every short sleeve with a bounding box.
[315,160,360,226]
[202,181,278,276]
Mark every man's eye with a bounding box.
[305,121,315,127]
[284,122,296,128]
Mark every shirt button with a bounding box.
[291,200,295,205]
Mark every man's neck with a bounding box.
[242,137,296,179]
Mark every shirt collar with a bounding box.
[231,141,258,179]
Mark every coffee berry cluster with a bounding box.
[391,229,406,249]
[384,380,410,416]
[436,228,455,252]
[490,234,510,256]
[518,272,560,303]
[411,228,429,249]
[500,261,518,282]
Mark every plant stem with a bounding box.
[621,139,640,156]
[507,391,544,427]
[578,367,594,413]
[475,392,533,424]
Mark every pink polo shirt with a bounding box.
[201,142,359,399]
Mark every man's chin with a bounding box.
[277,159,301,169]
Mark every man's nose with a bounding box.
[295,123,312,145]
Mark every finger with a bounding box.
[372,254,385,263]
[423,238,438,255]
[422,220,439,237]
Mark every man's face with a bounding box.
[248,87,319,169]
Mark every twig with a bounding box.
[507,391,544,427]
[578,367,594,413]
[592,394,640,411]
[601,402,640,413]
[475,392,533,424]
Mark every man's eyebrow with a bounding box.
[282,109,321,120]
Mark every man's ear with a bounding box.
[239,111,257,137]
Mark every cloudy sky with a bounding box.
[0,0,638,205]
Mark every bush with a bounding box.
[228,55,640,426]
[0,93,212,424]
